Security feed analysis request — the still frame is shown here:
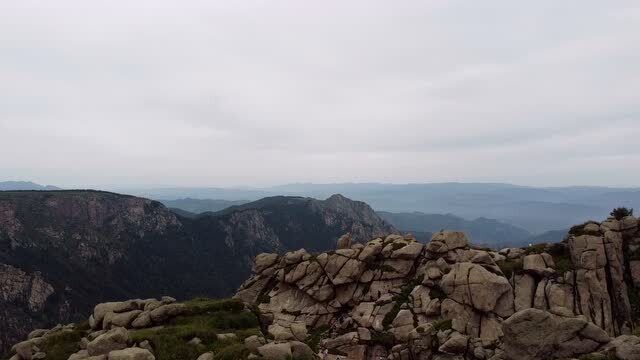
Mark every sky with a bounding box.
[1,0,639,188]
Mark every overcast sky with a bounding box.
[1,0,639,188]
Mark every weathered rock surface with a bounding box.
[4,215,640,360]
[502,308,609,360]
[234,215,640,360]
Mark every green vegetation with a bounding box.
[568,221,601,236]
[628,285,640,325]
[431,319,452,332]
[382,278,420,329]
[39,329,85,360]
[496,259,523,278]
[130,298,260,360]
[365,260,396,272]
[523,243,547,255]
[304,324,330,352]
[370,331,395,347]
[554,256,573,275]
[546,242,573,275]
[611,207,633,220]
[428,284,447,300]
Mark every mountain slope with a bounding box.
[0,191,394,353]
[378,211,532,247]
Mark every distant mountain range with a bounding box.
[0,190,394,351]
[0,181,60,191]
[377,211,534,248]
[119,182,639,233]
[5,181,638,234]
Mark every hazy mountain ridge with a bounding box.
[0,191,394,352]
[378,211,532,247]
[0,181,60,191]
[120,182,640,233]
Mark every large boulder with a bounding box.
[257,342,292,360]
[107,347,155,360]
[601,335,640,360]
[427,231,468,253]
[441,262,513,315]
[253,253,279,273]
[502,308,609,360]
[87,327,129,356]
[148,303,186,324]
[93,302,139,327]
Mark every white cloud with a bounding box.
[0,0,639,187]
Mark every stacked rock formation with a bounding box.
[235,215,640,360]
[5,297,183,360]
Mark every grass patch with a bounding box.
[211,342,249,360]
[131,298,259,360]
[39,329,85,360]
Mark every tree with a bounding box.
[610,207,634,220]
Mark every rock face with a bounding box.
[502,308,609,360]
[235,216,640,360]
[0,191,395,353]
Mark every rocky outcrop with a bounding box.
[235,216,640,360]
[4,212,639,360]
[0,191,394,354]
[3,296,186,360]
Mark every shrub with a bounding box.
[432,319,452,332]
[370,331,395,347]
[496,259,523,278]
[568,221,601,236]
[147,334,205,360]
[382,280,418,329]
[611,207,633,220]
[524,243,547,255]
[40,330,84,360]
[428,284,447,300]
[304,325,330,352]
[184,298,245,315]
[213,343,248,360]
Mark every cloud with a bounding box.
[0,0,639,187]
